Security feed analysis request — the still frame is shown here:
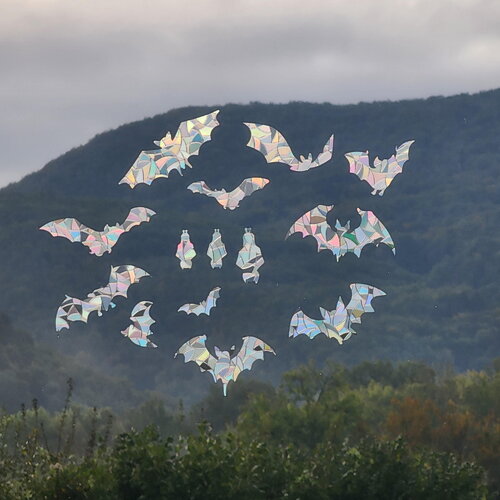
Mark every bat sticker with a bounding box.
[286,204,395,261]
[121,301,158,348]
[56,265,150,331]
[187,177,270,210]
[236,228,264,283]
[178,287,221,316]
[176,230,196,269]
[119,110,220,188]
[207,229,227,268]
[345,140,415,195]
[175,335,275,396]
[40,207,156,256]
[244,122,334,172]
[289,283,386,343]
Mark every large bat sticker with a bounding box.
[175,335,275,396]
[285,204,395,261]
[120,110,220,188]
[178,287,221,316]
[56,265,150,331]
[236,228,264,283]
[187,177,270,210]
[244,122,334,172]
[289,283,386,343]
[40,207,156,256]
[121,301,157,348]
[345,140,415,195]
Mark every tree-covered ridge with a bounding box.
[0,89,498,406]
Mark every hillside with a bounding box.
[0,90,499,407]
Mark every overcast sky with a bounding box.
[1,0,499,187]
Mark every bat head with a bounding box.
[334,220,350,234]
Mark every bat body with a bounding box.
[56,265,150,331]
[289,284,386,343]
[236,228,264,283]
[207,229,227,268]
[286,204,395,261]
[40,207,156,256]
[176,230,196,269]
[120,111,220,188]
[178,287,221,316]
[345,140,414,195]
[175,335,275,396]
[244,122,334,172]
[187,177,270,210]
[121,301,157,348]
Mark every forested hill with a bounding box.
[0,89,499,409]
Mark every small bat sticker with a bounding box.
[176,230,196,269]
[345,140,415,195]
[244,122,334,172]
[56,265,150,331]
[40,207,156,256]
[121,300,158,348]
[175,335,275,396]
[207,229,227,268]
[187,177,270,210]
[178,287,221,316]
[120,110,220,188]
[289,284,386,343]
[236,228,264,283]
[286,204,395,261]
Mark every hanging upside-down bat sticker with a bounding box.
[175,335,275,396]
[55,265,150,331]
[236,228,264,283]
[176,230,196,269]
[121,301,158,348]
[119,110,220,188]
[207,229,227,268]
[289,284,386,343]
[244,122,334,172]
[178,287,221,316]
[345,140,415,195]
[40,207,156,256]
[187,177,270,210]
[286,204,395,261]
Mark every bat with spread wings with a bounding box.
[207,229,227,268]
[175,335,275,396]
[56,265,150,331]
[119,110,220,188]
[121,301,157,348]
[345,140,415,195]
[244,122,334,172]
[187,177,270,210]
[285,204,395,261]
[289,284,386,343]
[178,287,221,316]
[40,207,156,256]
[236,228,264,283]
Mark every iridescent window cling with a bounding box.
[176,230,196,269]
[121,301,157,348]
[175,335,275,396]
[40,207,156,256]
[236,228,264,283]
[178,287,221,316]
[207,229,227,269]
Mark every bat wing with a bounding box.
[225,177,270,210]
[178,302,205,316]
[121,301,157,348]
[40,218,88,243]
[394,140,414,169]
[285,204,335,251]
[175,335,217,378]
[187,181,221,198]
[351,209,395,256]
[103,265,150,299]
[233,336,275,373]
[289,309,324,338]
[244,122,300,168]
[121,207,156,232]
[204,287,221,314]
[345,283,386,327]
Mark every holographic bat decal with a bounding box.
[178,287,221,316]
[244,122,334,172]
[345,140,415,195]
[56,265,150,331]
[176,230,196,269]
[289,284,386,343]
[120,110,220,188]
[187,177,270,210]
[175,335,275,396]
[121,301,157,348]
[40,207,156,256]
[207,229,227,268]
[285,204,395,261]
[236,228,264,283]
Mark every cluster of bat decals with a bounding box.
[39,110,414,395]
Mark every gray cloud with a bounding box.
[1,0,499,186]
